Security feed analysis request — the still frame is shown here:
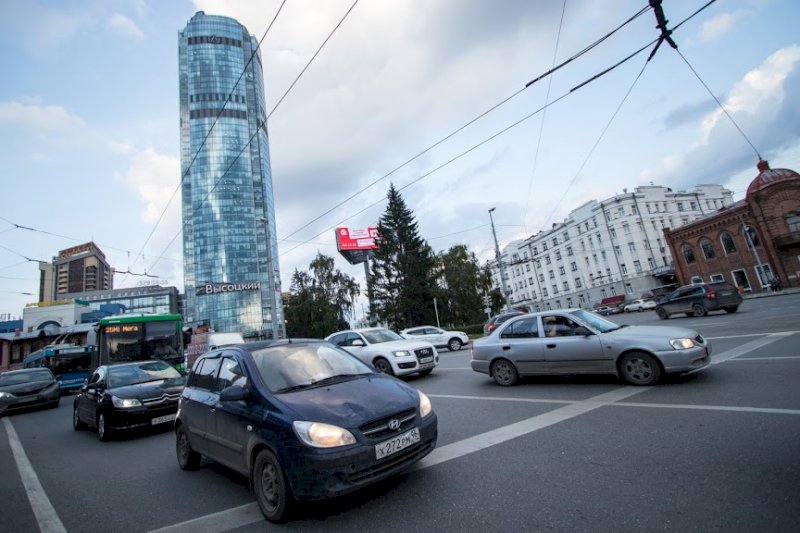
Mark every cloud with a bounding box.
[107,13,145,40]
[0,101,86,132]
[695,10,750,43]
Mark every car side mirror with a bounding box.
[350,339,365,347]
[220,385,249,402]
[574,326,593,336]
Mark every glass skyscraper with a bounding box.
[178,11,283,339]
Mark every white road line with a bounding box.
[613,402,800,415]
[730,355,800,361]
[2,418,67,533]
[149,503,263,533]
[427,394,571,404]
[711,332,794,364]
[705,330,797,340]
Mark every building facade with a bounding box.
[63,284,181,317]
[489,183,734,311]
[179,12,284,339]
[665,160,800,291]
[38,242,113,302]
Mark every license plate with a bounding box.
[151,414,176,425]
[419,357,433,364]
[375,427,420,460]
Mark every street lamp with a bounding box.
[488,208,511,312]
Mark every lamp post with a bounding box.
[489,208,511,312]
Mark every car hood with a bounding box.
[0,380,55,395]
[276,374,419,427]
[605,324,701,340]
[368,339,433,351]
[111,378,185,400]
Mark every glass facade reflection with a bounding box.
[179,12,283,339]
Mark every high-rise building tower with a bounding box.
[178,11,283,339]
[38,242,114,302]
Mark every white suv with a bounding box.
[325,327,439,377]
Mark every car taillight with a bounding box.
[488,324,496,333]
[705,286,715,299]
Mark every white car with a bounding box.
[399,326,469,351]
[325,327,439,377]
[624,299,657,312]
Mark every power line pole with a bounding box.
[488,208,511,312]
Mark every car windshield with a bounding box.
[361,328,403,344]
[107,361,181,388]
[252,343,374,393]
[0,369,53,386]
[571,309,621,333]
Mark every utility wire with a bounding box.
[278,3,652,244]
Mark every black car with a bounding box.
[175,339,438,523]
[483,311,525,336]
[655,282,743,319]
[73,360,185,441]
[0,368,61,415]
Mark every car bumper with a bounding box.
[0,389,60,413]
[284,412,438,500]
[656,345,711,374]
[393,354,439,376]
[470,359,490,375]
[105,402,179,431]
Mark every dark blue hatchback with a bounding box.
[175,339,438,523]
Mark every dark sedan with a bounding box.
[175,339,438,523]
[0,368,60,414]
[73,360,185,441]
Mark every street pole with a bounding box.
[737,212,766,289]
[433,297,440,328]
[488,208,511,312]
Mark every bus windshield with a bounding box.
[97,314,184,372]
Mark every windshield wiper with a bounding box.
[310,374,363,386]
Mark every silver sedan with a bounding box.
[470,309,710,386]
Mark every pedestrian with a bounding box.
[774,277,782,292]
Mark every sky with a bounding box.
[1,0,799,320]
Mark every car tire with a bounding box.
[372,358,394,375]
[448,338,463,351]
[97,411,112,442]
[73,405,87,431]
[618,351,662,386]
[490,359,519,386]
[624,308,630,313]
[692,303,707,317]
[176,424,201,470]
[254,449,294,523]
[656,307,668,320]
[724,306,739,314]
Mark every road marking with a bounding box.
[711,332,794,364]
[2,418,66,533]
[614,402,800,415]
[731,355,800,361]
[149,503,263,533]
[706,330,798,340]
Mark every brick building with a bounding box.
[665,160,800,292]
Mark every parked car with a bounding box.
[175,339,438,522]
[483,311,525,336]
[594,305,623,316]
[624,299,657,312]
[0,368,60,414]
[399,325,469,351]
[73,360,185,441]
[470,309,710,387]
[655,282,743,319]
[325,327,438,377]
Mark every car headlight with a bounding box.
[111,395,142,408]
[392,350,410,358]
[670,338,695,350]
[419,391,432,418]
[293,421,356,448]
[0,392,14,399]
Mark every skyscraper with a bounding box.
[178,11,283,339]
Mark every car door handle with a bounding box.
[502,345,511,351]
[546,344,557,349]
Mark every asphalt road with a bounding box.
[2,294,799,532]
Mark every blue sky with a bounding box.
[1,0,798,319]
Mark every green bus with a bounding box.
[95,313,185,373]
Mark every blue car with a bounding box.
[175,339,438,523]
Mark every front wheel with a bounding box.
[254,449,294,523]
[656,307,668,320]
[372,358,394,375]
[448,338,463,351]
[97,411,112,442]
[692,303,707,317]
[176,425,201,470]
[490,359,519,386]
[619,352,662,386]
[73,405,87,430]
[724,306,739,314]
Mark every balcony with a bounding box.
[774,231,800,249]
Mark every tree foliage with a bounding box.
[433,244,492,326]
[284,253,360,338]
[368,184,438,330]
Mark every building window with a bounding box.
[744,226,761,248]
[549,270,555,279]
[570,262,577,271]
[620,263,628,275]
[634,260,642,274]
[710,274,724,282]
[682,243,696,264]
[720,232,737,254]
[575,278,582,288]
[556,251,562,261]
[677,202,684,211]
[559,266,566,275]
[552,238,559,247]
[700,238,715,259]
[786,212,800,232]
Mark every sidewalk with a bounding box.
[742,287,800,300]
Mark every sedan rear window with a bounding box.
[0,369,54,385]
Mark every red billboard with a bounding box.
[336,227,378,251]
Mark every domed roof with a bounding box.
[746,160,800,197]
